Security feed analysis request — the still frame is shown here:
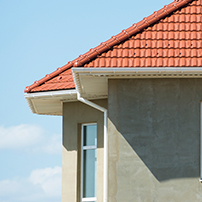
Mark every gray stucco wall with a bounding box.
[62,99,107,202]
[108,78,202,202]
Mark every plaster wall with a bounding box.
[108,78,202,202]
[62,99,107,202]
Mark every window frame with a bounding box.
[81,123,97,202]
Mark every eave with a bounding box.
[24,89,77,115]
[72,67,202,99]
[25,67,202,115]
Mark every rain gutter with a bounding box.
[24,89,77,99]
[72,67,202,77]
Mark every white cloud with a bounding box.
[35,134,62,154]
[0,124,62,154]
[0,167,62,202]
[0,124,42,149]
[0,179,22,196]
[29,166,62,197]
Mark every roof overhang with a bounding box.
[24,89,77,115]
[25,67,202,115]
[72,67,202,99]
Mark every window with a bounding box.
[81,123,97,202]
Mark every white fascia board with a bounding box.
[25,89,77,115]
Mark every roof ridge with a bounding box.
[25,0,194,93]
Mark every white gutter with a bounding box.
[77,92,108,202]
[24,89,77,99]
[72,67,202,78]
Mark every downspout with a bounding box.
[77,92,108,202]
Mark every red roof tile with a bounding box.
[25,0,201,93]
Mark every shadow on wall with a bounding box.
[63,99,107,152]
[108,78,202,182]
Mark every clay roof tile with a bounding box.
[25,0,201,93]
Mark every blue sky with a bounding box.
[0,0,171,201]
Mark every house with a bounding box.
[24,0,202,201]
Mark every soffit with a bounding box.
[25,89,77,115]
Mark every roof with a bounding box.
[25,0,201,93]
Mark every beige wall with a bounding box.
[62,99,107,202]
[108,78,202,202]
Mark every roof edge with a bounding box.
[72,67,202,75]
[25,0,193,93]
[24,89,77,99]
